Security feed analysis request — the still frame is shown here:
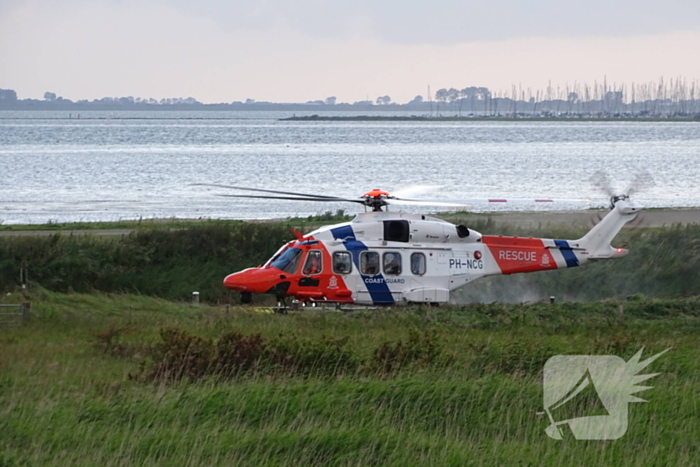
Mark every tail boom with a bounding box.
[481,236,582,275]
[480,199,640,276]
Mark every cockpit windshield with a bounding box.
[270,247,302,274]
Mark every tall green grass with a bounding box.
[0,222,292,302]
[0,293,698,465]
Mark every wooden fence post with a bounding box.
[21,302,30,323]
[20,267,29,290]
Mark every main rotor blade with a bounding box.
[388,199,469,208]
[390,185,439,199]
[394,197,589,205]
[216,194,366,204]
[192,183,342,200]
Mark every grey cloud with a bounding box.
[167,0,700,44]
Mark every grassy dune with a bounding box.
[1,292,698,465]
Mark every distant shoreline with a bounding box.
[1,106,699,123]
[280,115,700,122]
[2,114,699,123]
[2,107,699,122]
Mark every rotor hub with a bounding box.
[361,189,394,211]
[610,193,629,209]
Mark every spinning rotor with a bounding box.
[192,184,586,212]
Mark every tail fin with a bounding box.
[576,198,641,259]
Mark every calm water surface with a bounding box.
[0,110,698,224]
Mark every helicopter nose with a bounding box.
[223,268,278,293]
[224,269,250,292]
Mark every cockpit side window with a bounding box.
[302,250,323,275]
[333,251,353,274]
[270,247,302,274]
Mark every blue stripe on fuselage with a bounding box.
[555,239,579,268]
[331,225,394,305]
[331,225,355,242]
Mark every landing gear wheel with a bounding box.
[240,292,252,305]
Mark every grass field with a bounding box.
[1,291,698,466]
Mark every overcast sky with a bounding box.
[1,0,700,103]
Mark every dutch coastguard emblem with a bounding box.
[541,254,551,268]
[328,276,339,289]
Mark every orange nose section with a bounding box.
[223,271,247,291]
[223,268,280,294]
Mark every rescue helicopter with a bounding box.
[196,177,642,307]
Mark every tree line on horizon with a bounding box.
[2,77,700,117]
[429,77,700,117]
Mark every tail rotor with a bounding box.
[590,170,654,209]
[588,170,653,229]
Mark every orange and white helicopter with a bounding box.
[198,180,642,307]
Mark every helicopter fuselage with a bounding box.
[223,204,637,306]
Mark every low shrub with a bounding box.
[371,329,440,374]
[133,328,443,382]
[267,334,358,377]
[214,332,267,377]
[144,328,214,381]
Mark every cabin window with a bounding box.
[383,220,410,242]
[271,247,302,274]
[302,250,323,275]
[383,252,402,275]
[411,253,426,276]
[333,251,353,274]
[360,251,380,276]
